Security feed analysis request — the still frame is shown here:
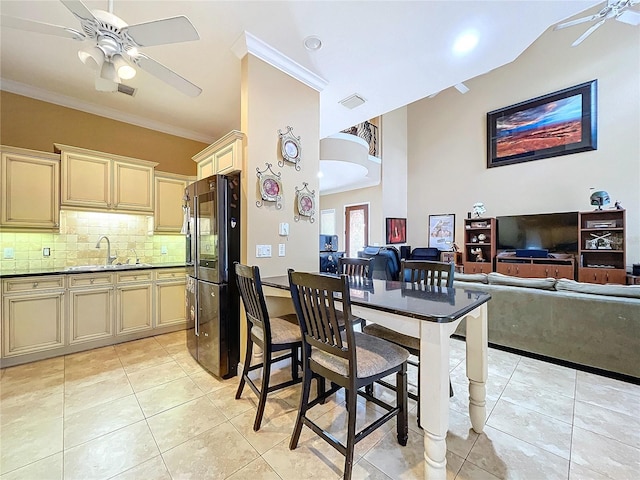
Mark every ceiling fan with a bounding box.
[1,0,201,96]
[555,0,640,46]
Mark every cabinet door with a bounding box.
[579,268,626,285]
[113,161,154,212]
[69,287,114,344]
[198,157,214,179]
[496,262,528,277]
[116,284,153,335]
[1,151,60,229]
[61,152,111,209]
[215,142,240,174]
[155,176,187,232]
[463,262,492,274]
[2,292,65,357]
[156,281,187,327]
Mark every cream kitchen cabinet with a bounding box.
[115,270,153,335]
[1,146,60,230]
[154,268,187,327]
[68,273,114,345]
[192,130,245,179]
[154,172,195,233]
[56,143,157,213]
[2,276,65,358]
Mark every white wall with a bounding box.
[406,21,640,267]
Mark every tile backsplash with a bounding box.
[0,211,185,273]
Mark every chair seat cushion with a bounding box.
[311,332,409,379]
[252,313,301,345]
[362,323,419,355]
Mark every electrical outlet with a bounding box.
[43,247,51,257]
[279,244,285,257]
[3,247,14,259]
[279,222,289,236]
[161,245,168,255]
[256,245,272,258]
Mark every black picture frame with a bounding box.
[487,80,597,168]
[386,217,406,244]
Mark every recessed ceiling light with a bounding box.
[453,32,478,55]
[339,93,366,109]
[304,35,322,51]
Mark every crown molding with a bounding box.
[0,78,215,144]
[231,31,328,92]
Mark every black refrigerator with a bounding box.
[185,173,240,378]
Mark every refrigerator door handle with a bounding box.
[194,280,199,337]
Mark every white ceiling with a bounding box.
[0,0,600,147]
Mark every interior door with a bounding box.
[345,204,369,257]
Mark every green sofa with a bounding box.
[453,273,640,379]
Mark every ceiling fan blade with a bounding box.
[123,16,199,47]
[555,14,599,30]
[572,19,606,46]
[0,15,85,40]
[136,54,202,97]
[60,0,96,23]
[617,9,640,25]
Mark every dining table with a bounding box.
[261,275,491,480]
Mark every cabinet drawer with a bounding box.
[3,276,65,293]
[155,268,186,281]
[68,273,114,288]
[116,271,153,284]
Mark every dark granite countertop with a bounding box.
[0,263,187,279]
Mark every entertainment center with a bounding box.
[462,209,627,284]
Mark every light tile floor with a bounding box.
[1,331,639,479]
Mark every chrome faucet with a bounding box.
[96,236,117,265]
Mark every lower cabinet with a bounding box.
[68,273,114,344]
[1,267,187,367]
[2,291,65,357]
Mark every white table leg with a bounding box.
[465,303,488,433]
[419,319,461,480]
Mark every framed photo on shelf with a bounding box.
[428,214,455,250]
[487,80,597,168]
[386,217,406,244]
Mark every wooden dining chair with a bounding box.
[235,263,302,431]
[363,260,455,424]
[288,270,409,480]
[338,257,374,280]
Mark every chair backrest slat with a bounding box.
[338,257,374,280]
[235,263,270,338]
[401,260,454,288]
[289,271,354,360]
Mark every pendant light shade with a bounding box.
[100,60,119,83]
[112,53,136,80]
[78,46,105,71]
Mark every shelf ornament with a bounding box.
[278,126,302,170]
[294,182,315,223]
[256,163,283,209]
[472,202,486,217]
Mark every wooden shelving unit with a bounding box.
[463,217,496,274]
[578,209,626,284]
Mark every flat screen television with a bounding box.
[496,212,578,253]
[386,217,406,244]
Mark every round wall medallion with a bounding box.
[256,163,283,209]
[278,126,302,170]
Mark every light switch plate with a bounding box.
[279,222,289,236]
[278,244,285,256]
[43,247,51,257]
[256,245,272,258]
[161,245,168,255]
[4,247,14,259]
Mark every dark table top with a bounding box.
[262,275,491,324]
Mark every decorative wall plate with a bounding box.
[278,126,302,170]
[256,163,283,209]
[294,182,315,223]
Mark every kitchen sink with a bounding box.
[64,263,153,272]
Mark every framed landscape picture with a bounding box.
[428,214,455,250]
[487,80,597,168]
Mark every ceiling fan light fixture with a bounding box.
[100,60,120,83]
[78,46,104,71]
[112,53,136,80]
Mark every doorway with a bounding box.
[345,204,369,257]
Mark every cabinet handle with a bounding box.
[606,272,609,282]
[54,223,59,227]
[32,282,38,288]
[555,268,559,277]
[516,266,519,274]
[90,278,95,284]
[545,268,549,276]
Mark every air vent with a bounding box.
[339,93,366,110]
[117,83,137,96]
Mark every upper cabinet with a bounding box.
[1,146,60,230]
[192,130,245,179]
[55,144,158,213]
[154,172,195,233]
